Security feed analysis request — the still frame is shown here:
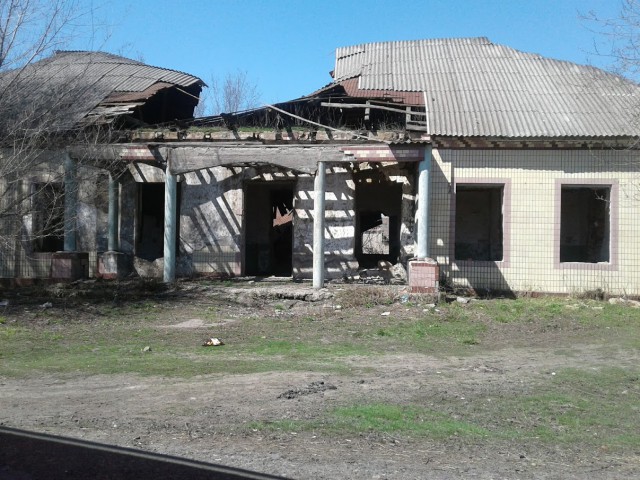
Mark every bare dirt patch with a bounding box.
[1,280,639,479]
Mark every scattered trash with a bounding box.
[334,305,342,310]
[202,337,224,346]
[400,294,410,304]
[0,300,8,307]
[142,346,151,352]
[456,297,470,304]
[40,302,53,309]
[381,311,391,316]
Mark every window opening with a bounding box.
[455,185,503,261]
[560,186,610,263]
[32,183,64,252]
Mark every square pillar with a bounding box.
[51,252,89,281]
[98,252,131,279]
[408,258,439,294]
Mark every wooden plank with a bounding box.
[168,145,357,174]
[320,102,426,117]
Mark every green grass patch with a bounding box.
[462,367,640,448]
[333,403,489,437]
[249,368,640,448]
[249,403,489,439]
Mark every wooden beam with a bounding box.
[167,145,358,174]
[320,102,426,117]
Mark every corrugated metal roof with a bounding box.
[332,38,640,138]
[0,51,203,130]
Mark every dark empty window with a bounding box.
[560,186,610,263]
[32,183,64,252]
[455,185,503,261]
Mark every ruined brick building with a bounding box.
[2,38,639,295]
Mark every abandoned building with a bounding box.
[1,38,640,295]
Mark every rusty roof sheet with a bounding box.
[331,38,640,138]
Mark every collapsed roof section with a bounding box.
[0,51,204,134]
[193,37,640,140]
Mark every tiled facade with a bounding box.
[431,148,640,295]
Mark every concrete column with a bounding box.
[312,161,326,289]
[163,168,178,283]
[63,153,77,252]
[107,173,119,252]
[416,144,432,259]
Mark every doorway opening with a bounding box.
[354,171,402,268]
[136,183,180,260]
[244,182,294,276]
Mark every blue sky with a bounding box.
[80,0,622,106]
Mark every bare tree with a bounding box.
[0,0,116,276]
[203,70,261,115]
[583,0,640,80]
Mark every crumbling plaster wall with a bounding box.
[0,151,109,278]
[119,160,416,281]
[293,165,356,279]
[294,162,415,280]
[180,166,245,276]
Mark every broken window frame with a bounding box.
[452,179,511,266]
[555,179,618,269]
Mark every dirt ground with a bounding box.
[1,281,639,479]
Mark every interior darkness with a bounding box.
[136,183,181,261]
[133,84,201,125]
[455,186,503,261]
[354,171,402,268]
[32,183,65,252]
[245,182,294,276]
[560,187,610,263]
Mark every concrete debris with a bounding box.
[133,257,163,278]
[608,297,640,308]
[226,287,333,302]
[359,262,407,285]
[390,263,407,282]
